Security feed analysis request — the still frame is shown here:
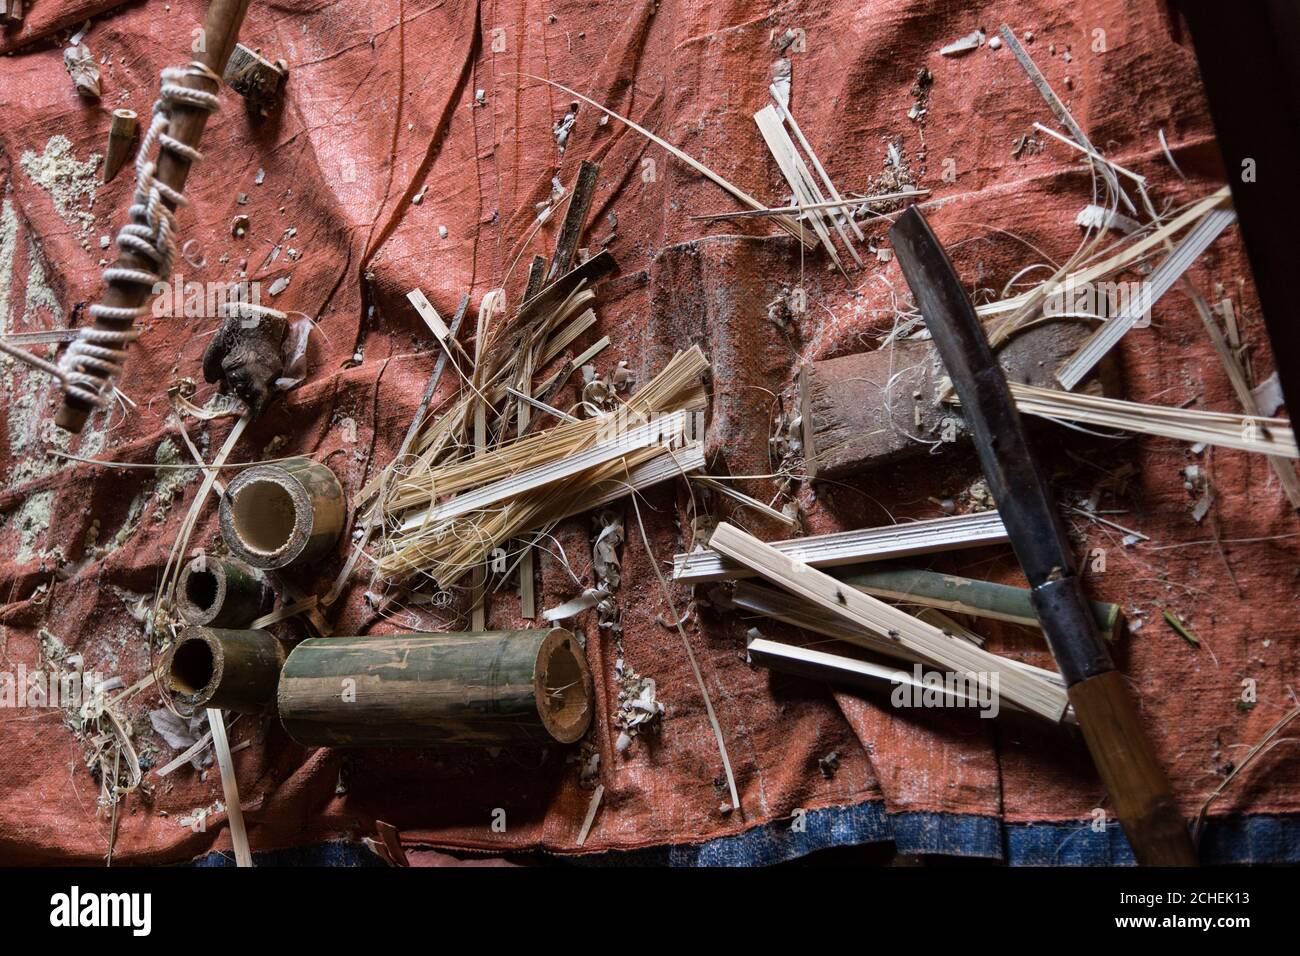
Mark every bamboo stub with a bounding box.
[164,626,284,714]
[176,555,272,628]
[219,458,345,571]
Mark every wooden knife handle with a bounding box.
[1069,670,1198,866]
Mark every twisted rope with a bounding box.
[55,61,221,409]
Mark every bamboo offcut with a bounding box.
[164,626,284,714]
[277,629,593,747]
[176,555,272,628]
[219,458,345,571]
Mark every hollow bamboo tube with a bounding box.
[219,458,345,571]
[164,626,284,714]
[277,629,593,747]
[176,555,272,628]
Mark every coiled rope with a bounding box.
[3,62,221,408]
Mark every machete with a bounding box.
[889,206,1198,866]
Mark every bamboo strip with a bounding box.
[711,523,1069,720]
[207,709,252,867]
[976,189,1231,322]
[754,105,845,272]
[539,309,597,366]
[1009,383,1299,457]
[771,86,865,242]
[673,511,1009,584]
[1057,208,1237,390]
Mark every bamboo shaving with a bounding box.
[1007,383,1298,458]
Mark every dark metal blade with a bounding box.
[890,206,1074,585]
[890,206,1112,685]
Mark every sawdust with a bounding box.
[22,237,62,325]
[13,490,54,564]
[149,438,197,521]
[19,136,101,238]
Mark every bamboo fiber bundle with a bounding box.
[375,346,709,584]
[277,629,592,747]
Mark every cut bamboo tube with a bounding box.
[709,523,1069,721]
[673,512,1009,584]
[164,626,284,714]
[277,629,593,747]
[176,555,272,629]
[220,458,346,571]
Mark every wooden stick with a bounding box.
[57,0,253,433]
[548,160,600,280]
[673,512,1009,584]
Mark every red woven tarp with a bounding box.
[0,0,1297,864]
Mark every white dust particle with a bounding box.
[19,136,101,238]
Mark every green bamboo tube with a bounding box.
[176,555,272,628]
[277,629,593,747]
[839,566,1122,640]
[219,457,345,571]
[164,626,284,714]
